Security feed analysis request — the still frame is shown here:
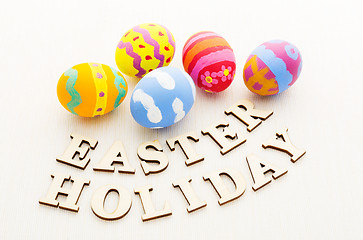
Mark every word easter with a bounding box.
[39,99,306,222]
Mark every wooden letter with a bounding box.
[203,169,246,205]
[91,184,132,220]
[201,119,247,155]
[246,154,288,191]
[56,133,98,169]
[93,141,135,174]
[39,173,90,212]
[225,99,273,132]
[172,176,207,213]
[166,131,204,166]
[262,128,306,162]
[134,185,172,221]
[137,140,169,175]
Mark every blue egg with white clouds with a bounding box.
[130,66,196,128]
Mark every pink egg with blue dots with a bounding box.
[243,40,302,96]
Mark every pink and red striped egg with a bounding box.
[182,31,236,93]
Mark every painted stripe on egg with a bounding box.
[252,45,293,93]
[182,31,216,55]
[117,40,147,78]
[88,63,108,116]
[111,67,127,109]
[186,45,231,73]
[183,36,228,64]
[182,32,223,60]
[133,25,165,68]
[162,24,176,59]
[65,68,81,115]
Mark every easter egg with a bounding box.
[57,63,128,117]
[182,31,236,93]
[243,40,302,96]
[130,67,196,128]
[115,23,175,78]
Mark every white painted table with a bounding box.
[1,0,362,239]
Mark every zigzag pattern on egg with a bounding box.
[116,24,175,78]
[64,68,82,115]
[117,41,146,78]
[111,68,127,109]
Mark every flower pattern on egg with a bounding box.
[201,71,218,88]
[200,65,234,88]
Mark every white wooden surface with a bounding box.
[1,0,362,239]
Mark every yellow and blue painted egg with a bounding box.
[130,67,196,128]
[243,40,302,96]
[57,63,128,117]
[115,23,175,78]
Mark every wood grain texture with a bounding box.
[0,0,362,239]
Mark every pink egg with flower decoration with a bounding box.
[182,31,236,93]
